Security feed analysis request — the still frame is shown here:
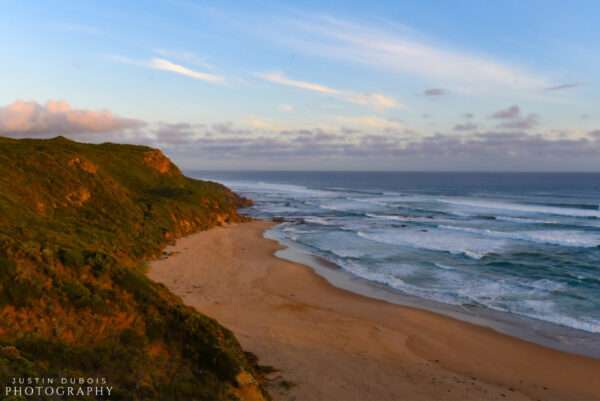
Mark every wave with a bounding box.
[533,202,600,211]
[350,194,433,205]
[320,199,384,212]
[509,300,600,334]
[222,175,600,335]
[302,216,335,226]
[495,216,560,224]
[323,186,386,196]
[439,198,600,218]
[365,213,438,222]
[331,257,600,333]
[222,180,338,198]
[439,225,600,248]
[357,228,506,259]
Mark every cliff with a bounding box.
[0,136,267,400]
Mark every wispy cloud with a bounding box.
[280,15,548,92]
[109,54,225,84]
[543,82,583,92]
[150,58,225,83]
[259,71,337,94]
[153,49,214,69]
[259,71,400,110]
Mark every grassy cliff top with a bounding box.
[0,136,267,401]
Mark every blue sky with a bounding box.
[1,0,599,170]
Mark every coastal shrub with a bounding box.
[145,316,167,341]
[0,137,260,401]
[112,267,161,306]
[119,328,146,349]
[0,259,43,307]
[13,335,144,385]
[58,247,85,267]
[61,280,93,308]
[14,336,71,367]
[148,186,193,199]
[85,251,115,277]
[180,313,242,383]
[0,256,16,278]
[1,278,43,307]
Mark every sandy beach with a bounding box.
[148,221,600,401]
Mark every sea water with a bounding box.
[191,171,600,356]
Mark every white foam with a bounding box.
[303,216,334,226]
[513,300,600,334]
[522,230,600,248]
[334,259,466,306]
[433,262,456,270]
[496,216,560,224]
[221,180,338,198]
[439,225,600,248]
[357,228,506,259]
[365,213,443,223]
[216,177,600,334]
[352,194,433,205]
[440,197,600,218]
[320,199,383,212]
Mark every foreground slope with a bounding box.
[0,136,267,400]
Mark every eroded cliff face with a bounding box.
[143,149,180,175]
[0,136,266,401]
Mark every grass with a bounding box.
[0,136,262,400]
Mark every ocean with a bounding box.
[191,171,600,355]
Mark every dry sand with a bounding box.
[148,221,600,401]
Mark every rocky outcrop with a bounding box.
[65,187,91,206]
[143,149,179,175]
[68,156,98,174]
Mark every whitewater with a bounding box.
[195,172,600,339]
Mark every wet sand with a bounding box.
[148,221,600,401]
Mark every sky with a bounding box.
[1,0,599,171]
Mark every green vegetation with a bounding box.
[0,136,265,400]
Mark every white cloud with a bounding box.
[110,55,226,84]
[259,71,400,110]
[260,71,337,94]
[278,104,294,112]
[150,58,225,83]
[0,100,143,136]
[346,93,399,110]
[153,49,214,69]
[284,16,548,92]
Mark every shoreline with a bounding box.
[265,225,600,359]
[149,220,600,401]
